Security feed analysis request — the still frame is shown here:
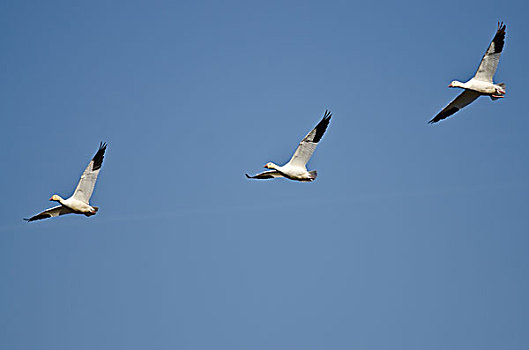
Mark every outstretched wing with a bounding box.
[429,90,481,124]
[73,142,107,203]
[24,205,74,222]
[287,110,332,167]
[245,170,284,180]
[474,22,506,82]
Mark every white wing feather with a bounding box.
[73,143,107,203]
[474,22,506,82]
[429,90,481,123]
[25,205,74,222]
[287,110,332,168]
[245,170,285,180]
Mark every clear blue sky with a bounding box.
[1,0,528,349]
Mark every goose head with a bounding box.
[448,80,463,88]
[49,194,63,202]
[264,162,276,169]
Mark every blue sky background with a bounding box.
[1,0,528,349]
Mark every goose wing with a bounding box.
[287,110,331,168]
[474,22,506,82]
[429,90,481,124]
[245,170,284,180]
[72,142,107,203]
[24,205,74,222]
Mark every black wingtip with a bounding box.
[429,106,460,124]
[491,21,506,53]
[323,109,332,121]
[312,110,332,143]
[92,142,107,171]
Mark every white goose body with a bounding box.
[264,162,314,182]
[246,110,331,182]
[451,79,505,95]
[56,196,97,214]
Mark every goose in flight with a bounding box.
[246,110,331,182]
[429,22,506,124]
[25,142,107,222]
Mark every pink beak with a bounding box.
[49,197,53,201]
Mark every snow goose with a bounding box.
[429,22,506,124]
[25,142,107,222]
[246,110,331,182]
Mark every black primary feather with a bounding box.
[92,142,107,171]
[312,110,332,143]
[429,107,459,124]
[491,22,506,54]
[24,213,52,222]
